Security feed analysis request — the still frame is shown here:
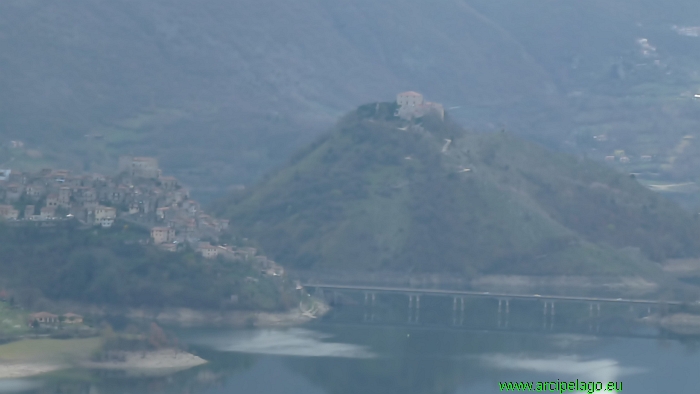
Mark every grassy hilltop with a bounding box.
[217,104,700,276]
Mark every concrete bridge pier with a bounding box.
[408,294,421,309]
[364,292,376,306]
[332,291,339,306]
[497,299,510,314]
[543,301,555,330]
[452,297,465,326]
[497,299,510,329]
[408,294,421,324]
[363,292,377,322]
[453,296,466,311]
[588,303,602,317]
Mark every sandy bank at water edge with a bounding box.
[127,299,330,328]
[82,349,206,370]
[0,363,62,379]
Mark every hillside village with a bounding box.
[0,157,283,275]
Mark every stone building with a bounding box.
[58,187,71,207]
[0,205,19,220]
[94,206,116,221]
[395,91,445,121]
[119,156,160,179]
[46,194,59,208]
[197,242,219,259]
[151,227,175,244]
[28,312,58,325]
[396,91,424,107]
[40,206,56,219]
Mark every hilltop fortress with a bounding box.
[395,91,444,121]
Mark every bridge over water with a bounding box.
[302,283,686,306]
[303,283,691,334]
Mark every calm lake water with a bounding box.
[4,300,700,393]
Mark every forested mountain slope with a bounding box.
[0,221,291,310]
[216,104,700,276]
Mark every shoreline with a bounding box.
[81,349,207,371]
[126,299,330,328]
[0,349,207,380]
[0,300,329,380]
[0,363,62,379]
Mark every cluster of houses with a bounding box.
[0,156,225,241]
[192,243,285,276]
[0,157,225,236]
[592,135,655,165]
[28,312,83,327]
[603,150,653,164]
[0,156,285,273]
[155,234,284,275]
[395,91,445,121]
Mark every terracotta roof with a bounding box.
[398,91,422,97]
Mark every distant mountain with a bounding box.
[3,0,699,199]
[216,103,700,276]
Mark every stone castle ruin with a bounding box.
[395,91,445,121]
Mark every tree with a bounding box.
[31,319,39,337]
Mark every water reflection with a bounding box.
[3,316,700,394]
[185,328,375,358]
[479,354,642,393]
[0,380,41,393]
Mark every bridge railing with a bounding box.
[287,270,472,291]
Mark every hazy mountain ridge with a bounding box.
[1,0,700,199]
[0,0,562,196]
[216,104,700,276]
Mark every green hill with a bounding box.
[216,104,700,276]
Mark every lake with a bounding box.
[3,300,700,393]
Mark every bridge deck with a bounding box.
[303,283,686,306]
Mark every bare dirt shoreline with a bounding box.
[126,300,330,328]
[0,301,329,380]
[0,363,62,379]
[82,349,207,371]
[0,349,208,379]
